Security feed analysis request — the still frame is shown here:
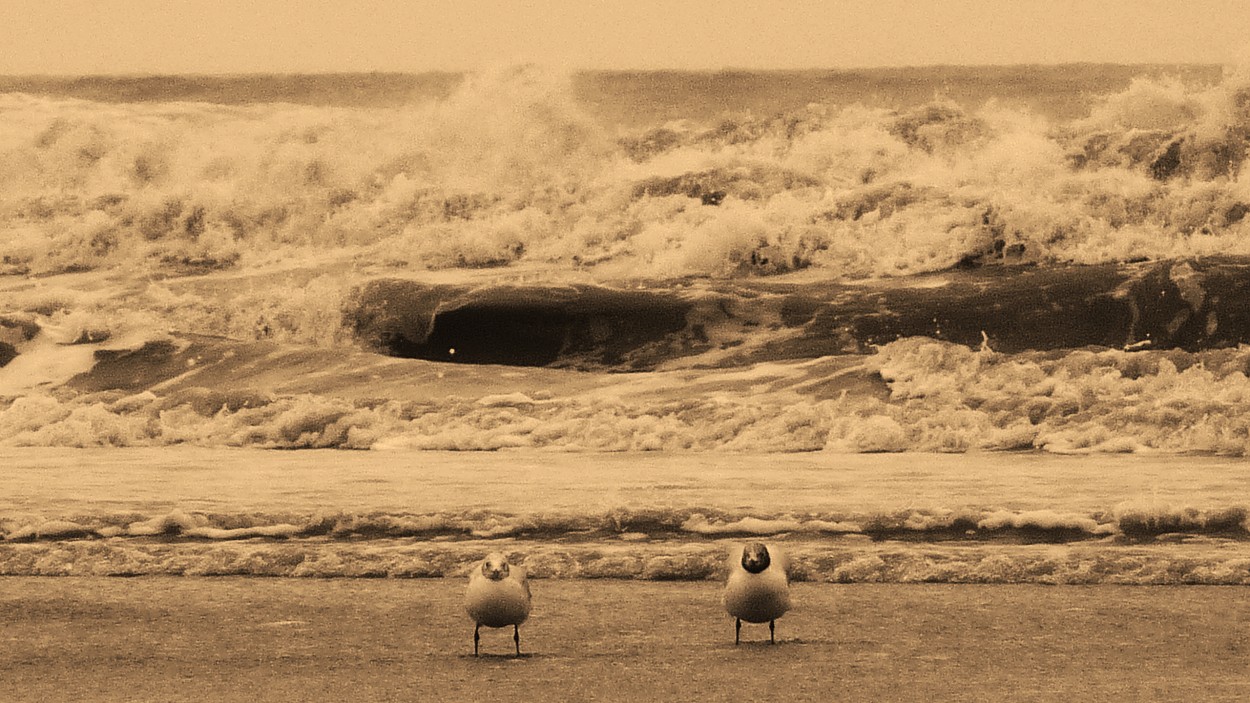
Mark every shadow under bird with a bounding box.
[723,542,791,644]
[465,552,532,656]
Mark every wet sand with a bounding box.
[2,578,1248,701]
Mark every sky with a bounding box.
[2,0,1249,74]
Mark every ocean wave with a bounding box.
[341,258,1250,369]
[2,537,1248,584]
[5,66,1250,454]
[2,66,1248,296]
[8,331,1250,453]
[2,503,1246,545]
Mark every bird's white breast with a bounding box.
[465,575,531,628]
[723,568,791,623]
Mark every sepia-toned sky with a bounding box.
[2,0,1248,74]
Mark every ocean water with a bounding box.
[2,65,1250,582]
[3,448,1249,584]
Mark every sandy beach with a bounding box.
[2,578,1248,701]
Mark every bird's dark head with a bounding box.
[741,542,771,574]
[481,553,511,581]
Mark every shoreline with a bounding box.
[2,578,1247,701]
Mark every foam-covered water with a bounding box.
[6,334,1250,454]
[3,448,1249,583]
[2,66,1246,285]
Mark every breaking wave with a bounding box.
[2,65,1248,291]
[4,65,1250,455]
[5,334,1250,454]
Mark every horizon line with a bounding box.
[0,61,1231,80]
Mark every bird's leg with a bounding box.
[474,623,480,656]
[735,618,741,645]
[513,624,521,657]
[769,620,776,644]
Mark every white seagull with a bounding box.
[464,552,532,656]
[723,542,791,644]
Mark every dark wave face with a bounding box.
[343,258,1250,369]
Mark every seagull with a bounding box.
[723,542,791,645]
[464,552,532,656]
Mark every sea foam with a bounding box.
[5,335,1250,454]
[3,66,1248,291]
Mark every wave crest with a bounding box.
[3,67,1248,285]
